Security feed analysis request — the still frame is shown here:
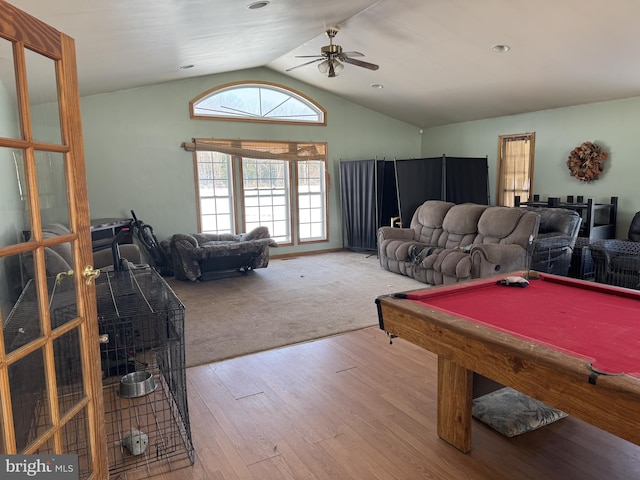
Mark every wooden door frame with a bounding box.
[0,1,107,477]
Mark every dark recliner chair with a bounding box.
[589,212,640,290]
[522,207,582,276]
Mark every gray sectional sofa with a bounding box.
[377,200,540,285]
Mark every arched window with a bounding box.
[190,81,326,125]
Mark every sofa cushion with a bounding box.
[440,203,488,248]
[476,207,531,244]
[42,231,73,266]
[412,200,455,245]
[42,223,71,237]
[536,208,580,236]
[437,249,472,279]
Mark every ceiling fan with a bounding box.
[286,27,379,78]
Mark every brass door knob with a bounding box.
[82,265,101,285]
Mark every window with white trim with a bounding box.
[189,139,328,246]
[497,133,535,207]
[297,160,327,242]
[196,151,235,234]
[190,81,326,125]
[242,157,291,243]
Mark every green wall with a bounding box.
[420,97,640,237]
[80,66,640,254]
[80,67,421,255]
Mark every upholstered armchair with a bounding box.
[589,212,640,289]
[521,207,582,276]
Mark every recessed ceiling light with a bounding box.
[247,1,269,9]
[179,64,195,70]
[491,44,510,53]
[370,83,384,89]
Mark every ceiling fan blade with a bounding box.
[286,58,324,72]
[340,51,364,57]
[341,56,379,71]
[294,55,325,58]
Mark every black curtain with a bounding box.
[377,160,399,228]
[340,160,377,251]
[444,156,489,205]
[394,158,443,227]
[340,159,399,250]
[341,155,488,246]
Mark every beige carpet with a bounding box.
[165,250,424,367]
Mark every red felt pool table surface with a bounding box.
[402,274,640,378]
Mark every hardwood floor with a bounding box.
[157,327,640,480]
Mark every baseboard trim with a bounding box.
[270,247,351,260]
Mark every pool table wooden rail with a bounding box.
[376,279,640,452]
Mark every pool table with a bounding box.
[376,272,640,453]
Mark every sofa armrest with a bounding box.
[534,235,574,251]
[377,226,415,242]
[172,233,199,250]
[470,244,528,278]
[240,226,271,241]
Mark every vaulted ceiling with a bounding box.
[7,0,640,127]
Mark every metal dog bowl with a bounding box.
[118,371,157,398]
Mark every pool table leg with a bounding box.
[437,356,473,453]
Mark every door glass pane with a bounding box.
[54,328,85,417]
[48,262,78,329]
[36,150,69,226]
[61,408,91,478]
[33,435,56,454]
[2,269,43,356]
[9,347,51,452]
[25,48,62,145]
[0,147,30,248]
[3,271,79,358]
[0,251,26,315]
[0,37,20,139]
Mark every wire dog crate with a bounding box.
[94,266,194,478]
[4,266,193,479]
[3,277,94,473]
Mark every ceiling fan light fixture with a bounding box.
[288,28,379,77]
[317,59,330,74]
[318,58,344,77]
[331,59,344,76]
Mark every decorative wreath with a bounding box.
[566,141,608,182]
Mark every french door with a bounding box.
[0,2,107,478]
